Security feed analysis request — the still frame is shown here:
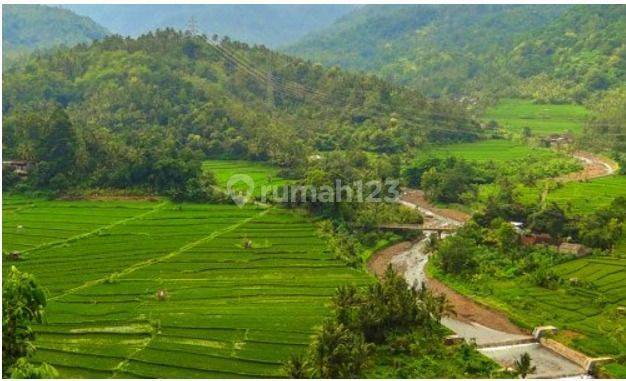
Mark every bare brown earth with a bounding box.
[400,189,470,223]
[426,277,527,334]
[367,241,414,278]
[557,150,618,182]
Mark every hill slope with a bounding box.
[3,30,478,191]
[2,5,108,59]
[288,5,625,103]
[63,4,357,48]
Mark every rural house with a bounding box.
[557,243,592,258]
[3,160,31,176]
[521,233,552,246]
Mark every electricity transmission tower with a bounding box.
[186,16,198,36]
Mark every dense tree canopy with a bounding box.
[289,5,625,103]
[3,29,479,195]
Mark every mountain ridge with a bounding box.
[287,4,625,103]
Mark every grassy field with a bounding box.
[203,160,289,197]
[2,196,371,378]
[484,98,590,135]
[418,139,562,163]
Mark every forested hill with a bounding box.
[3,30,478,193]
[2,5,108,60]
[62,4,357,48]
[288,4,626,103]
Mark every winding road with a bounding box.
[368,151,617,378]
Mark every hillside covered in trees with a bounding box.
[288,5,626,104]
[2,30,478,195]
[2,5,108,60]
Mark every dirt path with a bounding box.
[427,277,526,334]
[557,150,617,182]
[365,148,611,377]
[399,190,470,223]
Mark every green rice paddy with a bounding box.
[418,139,562,163]
[2,196,371,378]
[203,160,289,197]
[535,175,626,214]
[431,256,626,358]
[484,98,590,135]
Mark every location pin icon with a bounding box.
[226,174,255,208]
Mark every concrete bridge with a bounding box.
[376,224,457,238]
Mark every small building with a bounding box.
[3,160,31,176]
[521,233,552,246]
[509,221,524,233]
[557,243,591,258]
[541,133,574,148]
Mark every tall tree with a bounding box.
[2,266,48,376]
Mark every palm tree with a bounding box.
[514,352,536,379]
[283,354,309,378]
[332,285,360,326]
[309,320,373,378]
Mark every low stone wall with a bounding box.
[539,337,614,372]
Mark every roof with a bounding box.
[559,243,588,250]
[558,242,591,256]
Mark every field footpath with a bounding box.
[49,206,272,302]
[21,201,167,256]
[556,150,618,182]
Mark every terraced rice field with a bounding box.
[483,98,589,135]
[419,139,562,163]
[203,160,289,197]
[2,196,371,378]
[537,175,626,214]
[441,256,626,358]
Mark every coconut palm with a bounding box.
[514,352,536,379]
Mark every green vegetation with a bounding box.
[3,29,478,196]
[431,256,626,359]
[290,267,499,378]
[2,196,372,377]
[583,85,626,153]
[404,141,580,204]
[530,176,626,214]
[203,160,289,197]
[491,175,626,219]
[289,5,625,102]
[2,266,57,378]
[484,99,589,135]
[2,5,108,60]
[418,139,563,162]
[428,193,626,374]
